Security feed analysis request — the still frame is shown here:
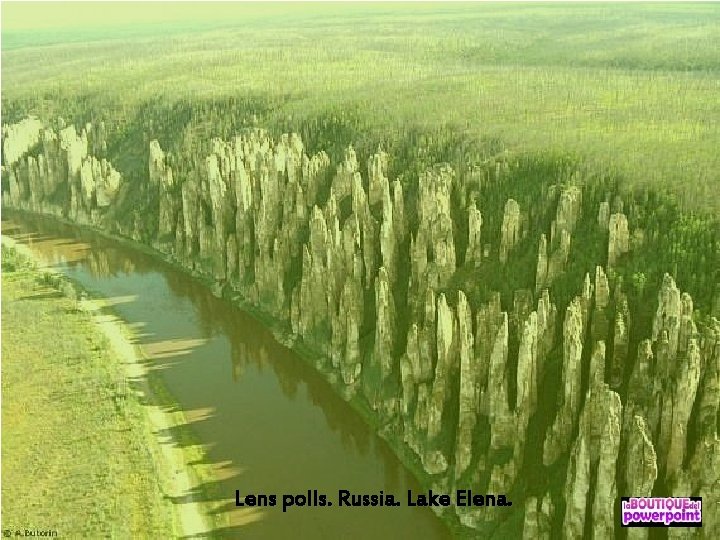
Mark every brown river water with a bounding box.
[2,211,450,539]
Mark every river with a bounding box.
[2,211,450,539]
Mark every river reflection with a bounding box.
[2,212,450,540]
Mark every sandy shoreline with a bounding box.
[2,235,212,538]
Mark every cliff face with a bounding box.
[3,116,718,537]
[2,119,120,225]
[2,116,43,167]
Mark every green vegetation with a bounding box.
[1,244,174,537]
[3,4,720,538]
[2,3,719,212]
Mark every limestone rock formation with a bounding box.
[499,198,520,263]
[515,311,539,467]
[547,228,571,284]
[366,267,396,411]
[367,150,388,207]
[652,273,683,364]
[416,164,456,288]
[687,434,720,538]
[588,340,606,389]
[79,156,121,208]
[535,234,548,293]
[553,186,582,240]
[608,212,629,268]
[562,384,622,540]
[6,117,719,539]
[597,201,610,229]
[594,265,610,310]
[625,415,657,540]
[544,298,585,465]
[563,432,590,540]
[2,116,43,167]
[522,494,554,540]
[60,125,88,181]
[424,293,456,474]
[465,202,483,267]
[1,118,121,221]
[590,389,621,539]
[661,338,701,481]
[149,140,178,240]
[610,302,630,390]
[536,288,557,361]
[488,313,516,453]
[336,277,363,386]
[454,291,477,478]
[391,179,407,243]
[696,319,720,438]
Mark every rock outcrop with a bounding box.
[4,116,718,539]
[465,201,483,267]
[624,415,657,540]
[2,118,122,222]
[499,198,520,263]
[2,116,43,167]
[562,384,622,540]
[544,298,585,466]
[522,494,554,540]
[454,290,477,478]
[608,212,629,268]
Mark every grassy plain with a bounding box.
[2,3,719,211]
[0,245,175,537]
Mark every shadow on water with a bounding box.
[2,211,450,539]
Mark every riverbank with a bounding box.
[2,203,470,536]
[3,209,458,537]
[1,238,211,538]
